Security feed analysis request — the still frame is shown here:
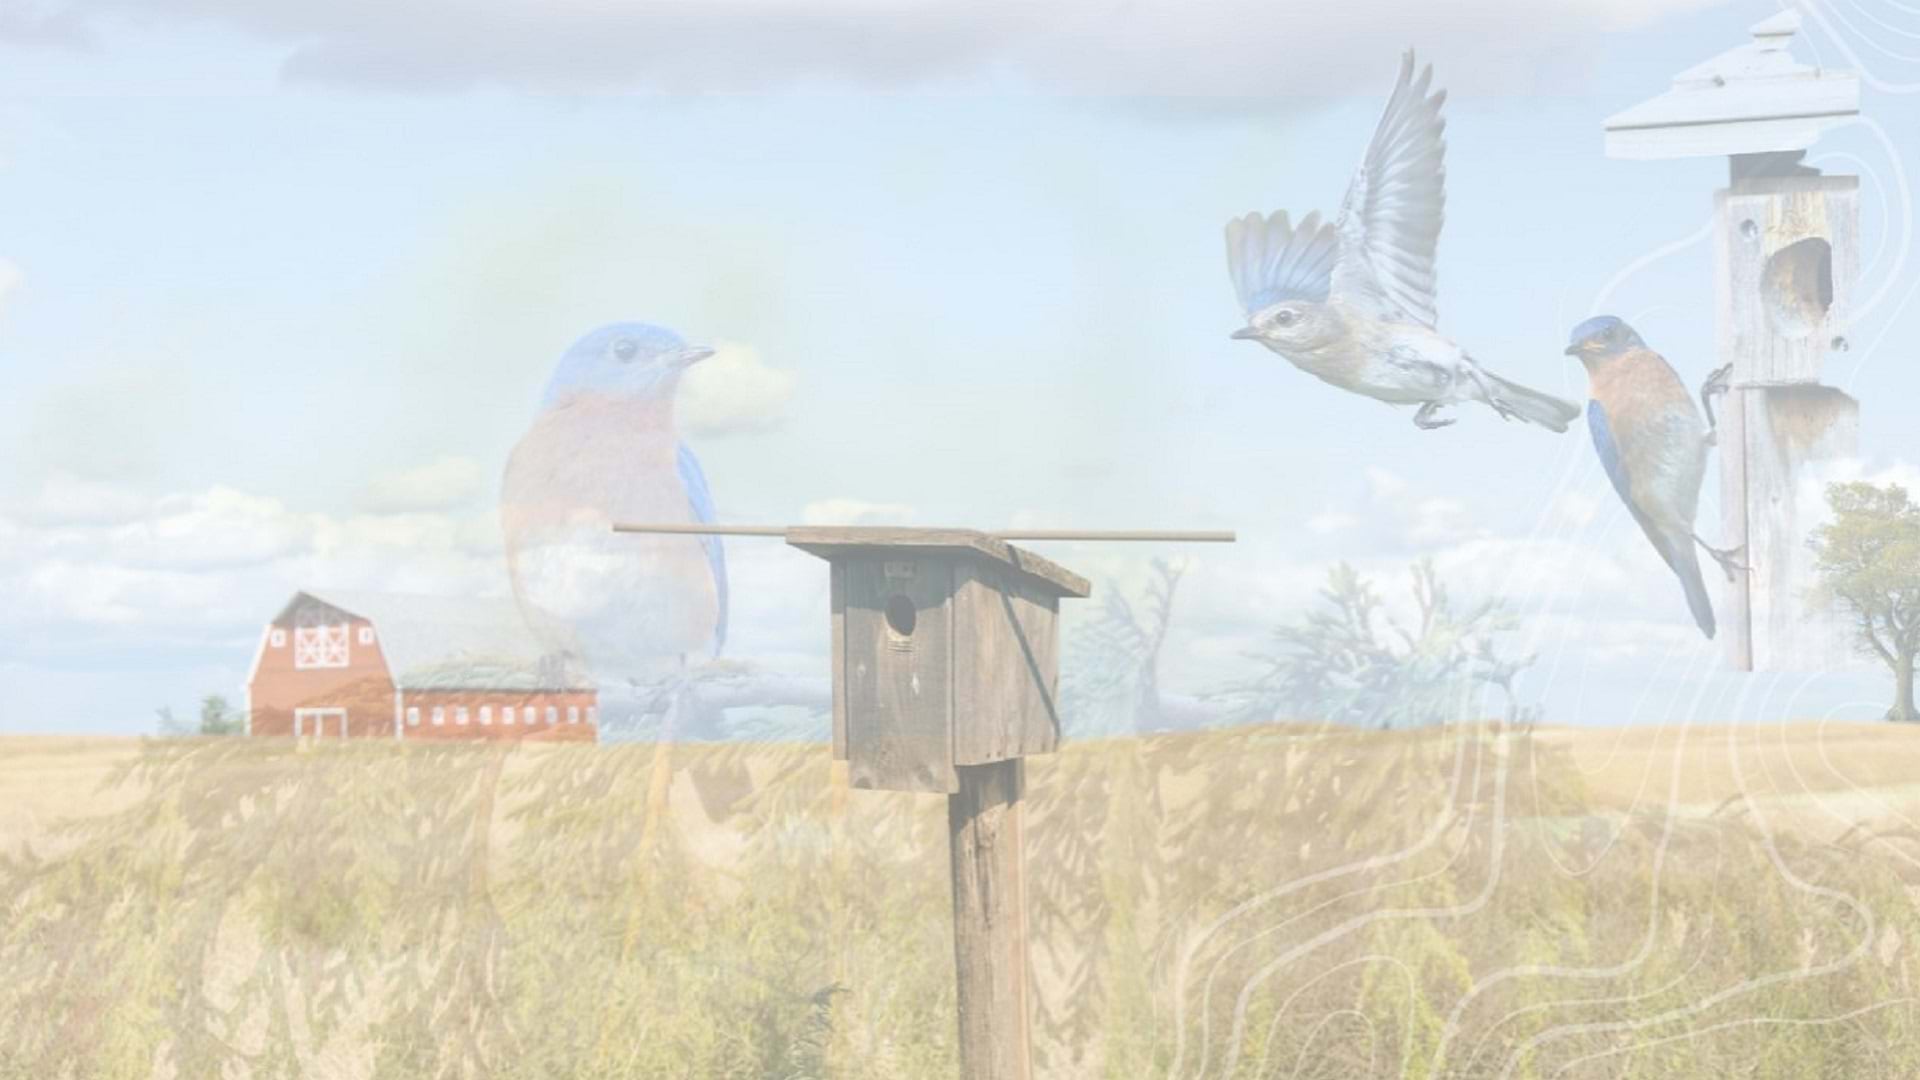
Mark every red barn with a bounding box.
[245,590,598,742]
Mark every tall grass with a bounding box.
[0,725,1915,1078]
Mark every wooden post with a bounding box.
[612,524,1226,1074]
[1713,171,1861,671]
[948,757,1033,1080]
[1604,14,1864,671]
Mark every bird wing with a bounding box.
[1224,209,1340,315]
[677,440,728,655]
[1586,400,1636,511]
[1587,400,1715,636]
[1328,50,1447,328]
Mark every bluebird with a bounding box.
[1567,315,1741,638]
[1225,51,1581,433]
[500,323,726,686]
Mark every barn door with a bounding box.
[294,707,347,739]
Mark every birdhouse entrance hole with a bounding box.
[884,594,917,639]
[1761,236,1834,339]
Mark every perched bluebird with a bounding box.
[1567,315,1741,638]
[500,323,726,685]
[1225,51,1581,433]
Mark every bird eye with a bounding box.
[613,338,639,362]
[1274,310,1297,327]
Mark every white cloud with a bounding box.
[360,454,486,512]
[0,479,508,653]
[14,0,1726,95]
[800,497,916,525]
[1407,496,1478,546]
[678,342,798,439]
[1365,466,1408,501]
[1552,490,1602,529]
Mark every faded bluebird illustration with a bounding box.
[1225,52,1581,433]
[1568,315,1741,639]
[500,323,727,691]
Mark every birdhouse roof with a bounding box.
[1603,11,1859,160]
[274,589,596,691]
[786,527,1092,598]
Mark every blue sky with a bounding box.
[2,0,1917,734]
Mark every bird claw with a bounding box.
[1698,539,1748,582]
[1413,402,1455,430]
[1702,363,1734,398]
[1700,363,1734,433]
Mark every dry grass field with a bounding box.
[1,722,1917,1078]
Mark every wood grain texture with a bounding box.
[1744,385,1859,672]
[1714,172,1861,672]
[952,563,1061,766]
[843,557,956,793]
[1718,386,1754,670]
[788,527,1090,599]
[830,561,847,760]
[1716,175,1857,387]
[947,759,1033,1080]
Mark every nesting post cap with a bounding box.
[1603,11,1859,161]
[785,526,1093,599]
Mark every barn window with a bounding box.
[567,706,580,725]
[292,604,349,670]
[407,707,420,727]
[358,626,375,645]
[432,707,445,726]
[270,629,286,648]
[546,706,558,725]
[479,705,492,726]
[501,705,515,725]
[456,706,470,726]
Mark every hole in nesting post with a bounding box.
[884,594,916,639]
[1760,236,1834,339]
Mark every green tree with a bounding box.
[1809,480,1920,722]
[1233,558,1537,729]
[155,694,245,737]
[196,694,244,735]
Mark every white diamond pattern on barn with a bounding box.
[293,618,349,670]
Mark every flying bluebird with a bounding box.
[500,322,726,685]
[1567,315,1741,638]
[1225,51,1581,433]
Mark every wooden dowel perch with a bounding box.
[613,523,1236,543]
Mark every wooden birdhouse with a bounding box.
[788,526,1092,794]
[1604,11,1862,671]
[615,519,1222,1079]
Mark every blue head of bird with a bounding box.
[1563,316,1646,367]
[539,322,714,408]
[1230,300,1342,356]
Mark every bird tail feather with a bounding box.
[1670,544,1717,639]
[1484,374,1583,433]
[1224,209,1340,314]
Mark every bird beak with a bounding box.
[1563,344,1583,357]
[1230,327,1259,341]
[675,345,716,369]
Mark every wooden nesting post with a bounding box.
[1604,11,1862,671]
[790,526,1090,1080]
[613,521,1228,1077]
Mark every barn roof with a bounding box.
[275,589,595,692]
